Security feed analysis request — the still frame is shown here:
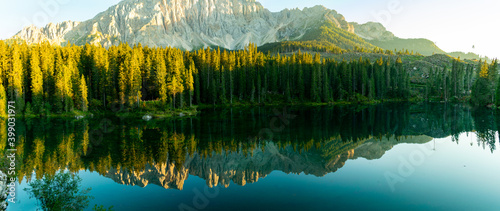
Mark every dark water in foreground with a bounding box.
[4,103,500,210]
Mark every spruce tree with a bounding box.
[187,60,195,107]
[9,44,25,113]
[75,75,88,112]
[30,49,44,113]
[155,52,168,106]
[0,82,6,117]
[471,61,492,106]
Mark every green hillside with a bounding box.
[448,51,492,62]
[368,38,446,56]
[259,21,376,54]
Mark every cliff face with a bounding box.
[350,22,395,41]
[105,136,432,190]
[13,0,354,50]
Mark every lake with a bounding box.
[3,103,500,211]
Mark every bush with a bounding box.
[24,172,93,211]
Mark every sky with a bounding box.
[0,0,498,58]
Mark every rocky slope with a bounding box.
[12,0,357,50]
[350,22,395,41]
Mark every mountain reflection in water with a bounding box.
[3,103,497,191]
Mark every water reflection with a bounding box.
[1,103,498,192]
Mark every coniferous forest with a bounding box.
[0,41,498,117]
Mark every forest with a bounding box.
[0,41,498,117]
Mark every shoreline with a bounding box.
[3,98,487,120]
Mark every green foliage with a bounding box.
[301,21,374,51]
[472,59,498,107]
[0,83,6,117]
[9,44,25,113]
[25,102,33,116]
[369,38,446,56]
[93,204,115,211]
[76,75,89,111]
[24,172,93,211]
[30,48,44,113]
[0,41,487,115]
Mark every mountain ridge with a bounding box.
[8,0,487,60]
[12,0,363,51]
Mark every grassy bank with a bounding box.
[9,96,482,120]
[13,104,199,120]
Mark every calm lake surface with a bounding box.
[5,103,500,211]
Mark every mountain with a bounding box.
[12,0,369,51]
[350,22,396,41]
[448,51,491,62]
[351,22,446,56]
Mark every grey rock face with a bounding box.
[13,0,354,50]
[350,21,395,41]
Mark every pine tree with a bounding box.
[0,82,6,117]
[118,60,127,110]
[472,61,492,106]
[167,53,183,108]
[310,54,321,102]
[297,60,304,100]
[228,54,234,104]
[30,49,44,113]
[129,50,142,108]
[0,41,9,88]
[74,75,89,112]
[322,62,330,102]
[285,81,291,103]
[155,51,168,106]
[54,65,69,113]
[186,60,195,107]
[220,65,226,103]
[9,44,25,113]
[496,72,500,107]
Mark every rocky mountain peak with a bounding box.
[350,21,395,41]
[12,0,356,50]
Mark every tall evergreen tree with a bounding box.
[0,82,6,117]
[9,44,25,113]
[76,75,88,111]
[30,49,44,113]
[186,60,195,107]
[472,61,492,106]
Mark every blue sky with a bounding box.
[0,0,498,58]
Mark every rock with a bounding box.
[142,115,152,121]
[12,0,354,50]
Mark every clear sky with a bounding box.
[0,0,498,58]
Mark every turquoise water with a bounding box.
[4,104,500,210]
